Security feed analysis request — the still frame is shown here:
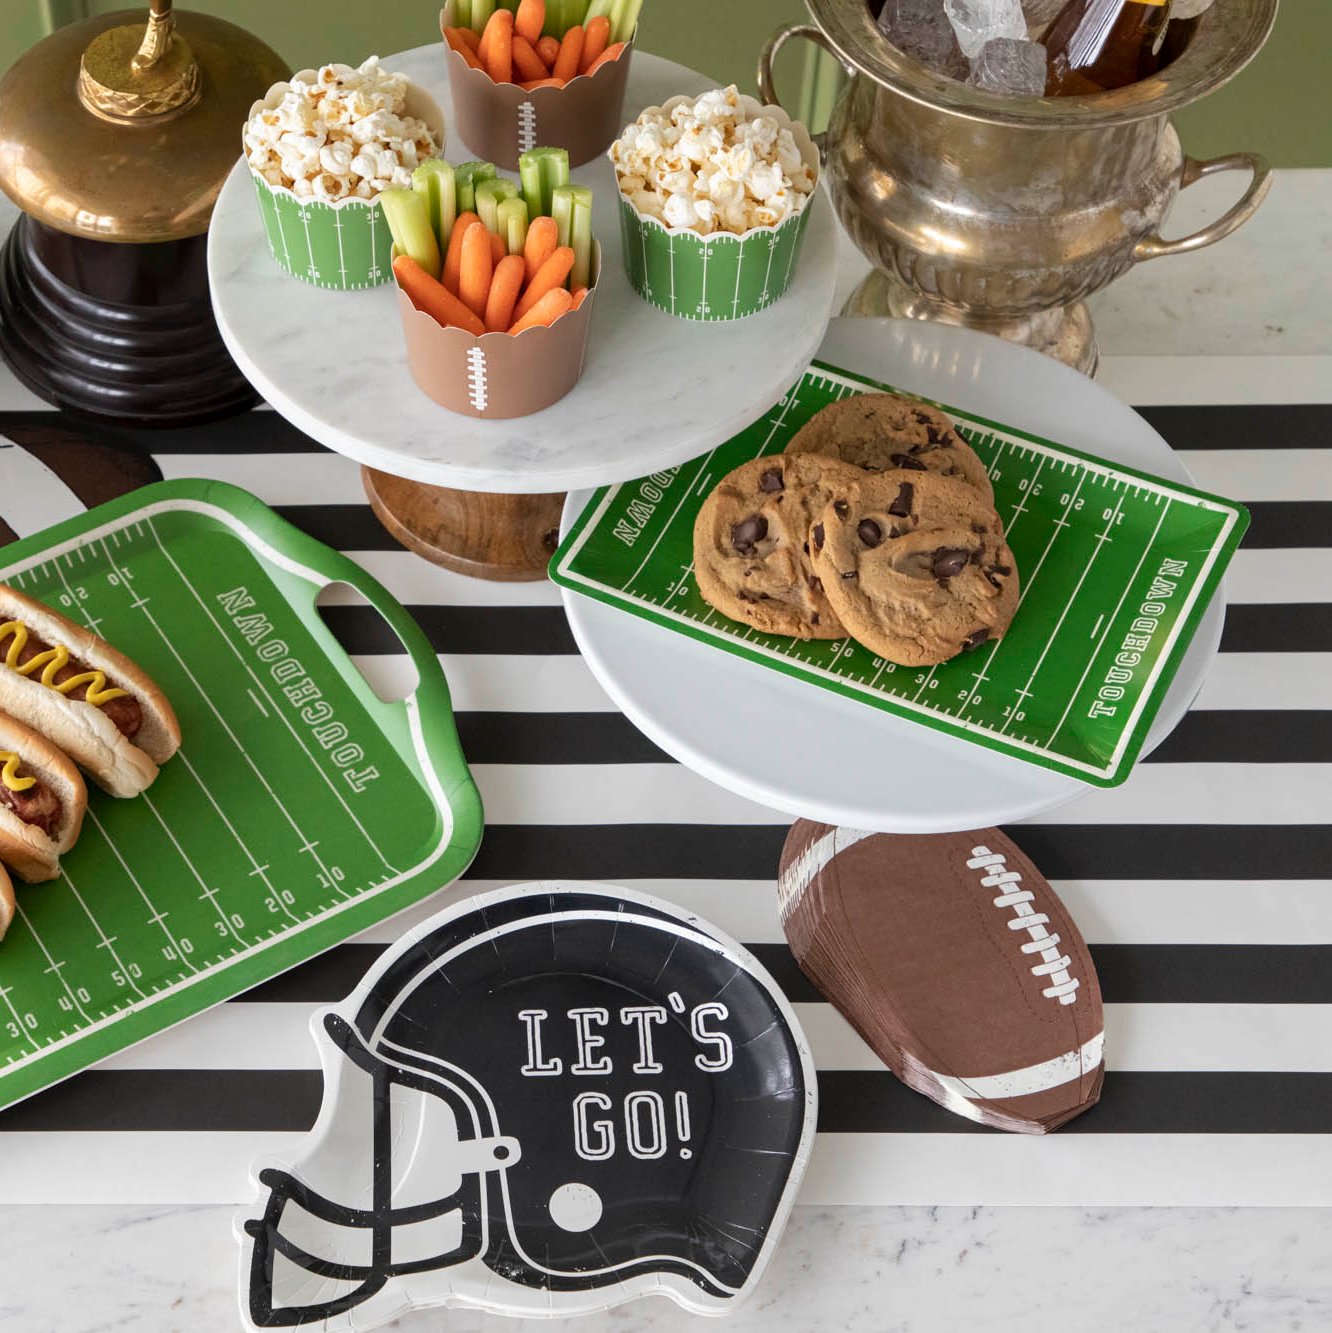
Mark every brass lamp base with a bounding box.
[0,214,257,427]
[842,270,1100,379]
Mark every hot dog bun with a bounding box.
[0,710,88,882]
[0,585,180,798]
[0,863,13,943]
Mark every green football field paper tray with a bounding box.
[551,361,1248,788]
[0,481,483,1113]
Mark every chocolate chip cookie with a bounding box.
[694,453,865,640]
[810,471,1019,666]
[786,393,994,504]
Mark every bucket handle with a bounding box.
[757,23,855,155]
[1134,151,1272,263]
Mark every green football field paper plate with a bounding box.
[551,361,1248,788]
[0,481,482,1113]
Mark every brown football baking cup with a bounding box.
[439,3,634,169]
[396,243,601,418]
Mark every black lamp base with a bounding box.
[0,215,257,429]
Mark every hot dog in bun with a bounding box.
[0,709,87,882]
[0,585,180,798]
[0,862,13,943]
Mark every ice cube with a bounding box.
[967,37,1048,95]
[1020,0,1067,35]
[944,0,1027,59]
[878,0,969,77]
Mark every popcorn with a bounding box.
[244,56,438,201]
[610,86,815,236]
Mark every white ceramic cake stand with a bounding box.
[208,45,837,579]
[559,318,1226,833]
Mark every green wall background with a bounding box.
[3,1,1327,166]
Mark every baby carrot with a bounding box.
[482,8,514,82]
[459,220,495,318]
[521,77,565,90]
[511,33,548,81]
[515,0,545,45]
[485,254,526,332]
[454,25,482,51]
[443,211,482,294]
[571,285,590,309]
[584,40,624,75]
[522,215,558,284]
[393,255,485,337]
[552,25,585,82]
[511,244,574,322]
[490,229,506,265]
[580,15,610,71]
[445,28,484,68]
[509,287,574,335]
[536,34,560,67]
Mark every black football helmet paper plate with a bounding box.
[237,882,817,1329]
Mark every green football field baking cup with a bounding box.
[611,91,819,321]
[245,70,445,290]
[617,196,814,321]
[250,174,395,290]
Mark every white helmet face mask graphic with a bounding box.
[239,883,817,1329]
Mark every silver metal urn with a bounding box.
[760,0,1278,374]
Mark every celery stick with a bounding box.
[550,185,576,249]
[518,146,569,219]
[542,0,567,37]
[379,189,442,278]
[609,0,643,43]
[470,0,495,33]
[498,0,520,10]
[475,178,520,236]
[497,197,530,255]
[412,159,457,250]
[453,0,472,29]
[565,0,590,25]
[564,186,595,290]
[584,0,614,21]
[455,161,497,214]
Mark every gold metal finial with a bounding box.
[77,0,201,124]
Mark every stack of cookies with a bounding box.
[693,393,1020,666]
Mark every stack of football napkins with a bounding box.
[778,821,1105,1133]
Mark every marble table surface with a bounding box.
[1,160,1329,1330]
[208,46,838,493]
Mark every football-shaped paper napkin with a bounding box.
[779,822,1104,1134]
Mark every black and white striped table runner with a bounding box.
[0,389,1327,1208]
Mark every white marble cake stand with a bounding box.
[208,44,837,578]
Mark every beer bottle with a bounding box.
[1044,0,1175,96]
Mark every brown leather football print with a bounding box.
[779,821,1104,1134]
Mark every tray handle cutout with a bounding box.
[316,581,421,705]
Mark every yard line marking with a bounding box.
[955,465,1082,718]
[1090,613,1106,639]
[1000,488,1125,736]
[99,532,351,886]
[51,551,318,925]
[1048,498,1173,747]
[61,868,148,1002]
[175,751,305,920]
[84,807,199,975]
[142,793,249,948]
[246,688,269,716]
[14,901,92,1025]
[141,521,398,875]
[627,387,801,589]
[0,985,40,1054]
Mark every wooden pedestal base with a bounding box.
[362,468,566,581]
